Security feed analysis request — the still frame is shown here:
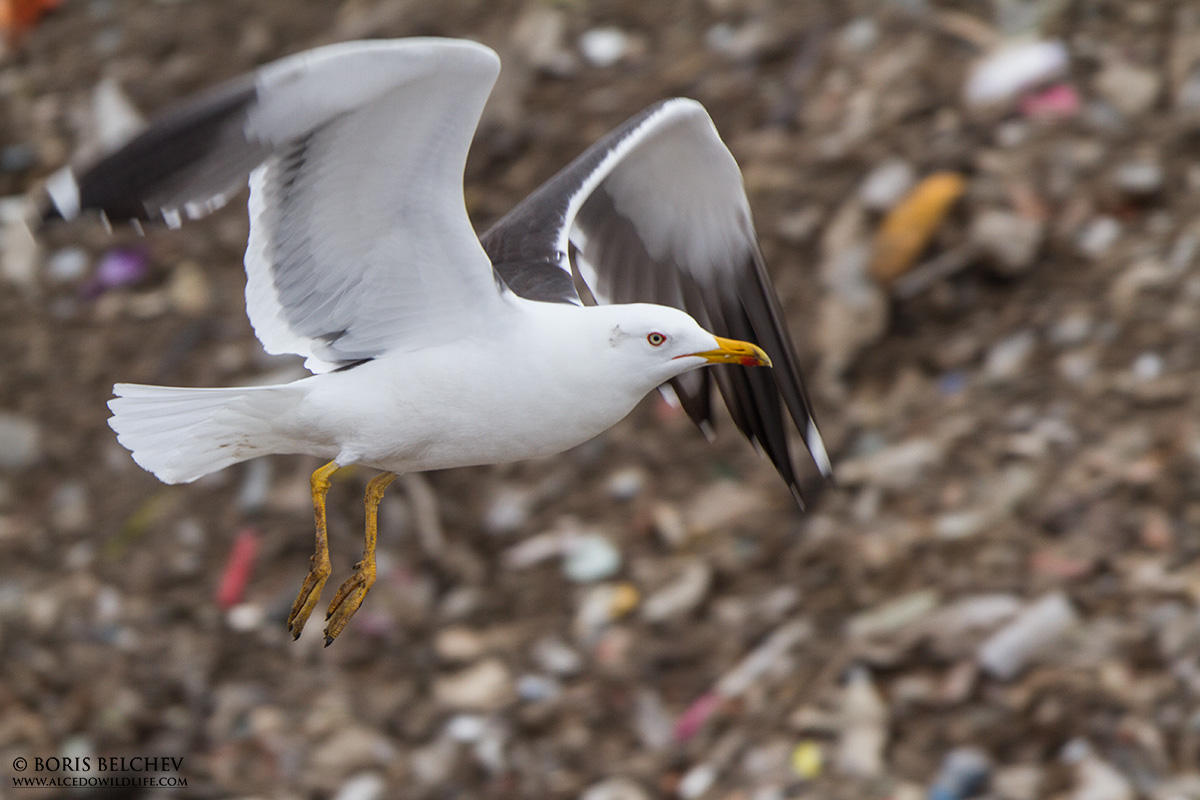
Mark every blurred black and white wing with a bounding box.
[480,99,832,503]
[44,39,505,372]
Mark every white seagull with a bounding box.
[44,38,832,645]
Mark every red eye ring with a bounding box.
[647,332,666,346]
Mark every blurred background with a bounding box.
[2,0,1200,798]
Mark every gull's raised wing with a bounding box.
[43,39,505,372]
[480,99,832,504]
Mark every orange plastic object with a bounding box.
[0,0,62,43]
[870,172,966,283]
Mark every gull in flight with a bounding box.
[44,38,833,645]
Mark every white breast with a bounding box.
[281,303,650,473]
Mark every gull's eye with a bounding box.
[647,332,666,346]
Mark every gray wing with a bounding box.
[479,99,832,504]
[44,39,506,373]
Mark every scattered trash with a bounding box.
[1019,83,1081,121]
[81,247,149,297]
[835,667,888,778]
[870,173,966,283]
[677,762,718,800]
[1094,60,1161,119]
[0,0,61,45]
[848,589,940,639]
[859,158,916,212]
[433,658,516,712]
[45,247,89,283]
[641,560,712,622]
[484,485,534,535]
[673,691,723,743]
[225,602,264,632]
[969,210,1045,274]
[605,466,646,500]
[333,772,385,800]
[581,776,652,800]
[983,330,1037,383]
[1075,216,1122,260]
[8,5,1200,798]
[215,527,260,610]
[578,27,629,68]
[0,195,38,291]
[1061,740,1134,800]
[928,747,992,800]
[0,412,41,470]
[977,592,1080,681]
[791,740,823,779]
[564,532,622,582]
[574,582,640,640]
[964,40,1069,107]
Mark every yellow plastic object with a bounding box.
[609,582,641,618]
[870,172,966,283]
[791,740,823,779]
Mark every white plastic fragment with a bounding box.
[46,248,90,283]
[0,196,39,292]
[928,747,993,800]
[965,40,1069,107]
[977,592,1080,680]
[1062,740,1134,800]
[641,561,712,622]
[1076,217,1122,260]
[484,485,534,535]
[859,159,916,211]
[334,773,385,800]
[835,667,888,778]
[225,602,264,632]
[678,762,718,799]
[582,776,652,800]
[0,413,42,470]
[716,619,811,698]
[563,533,622,582]
[579,27,629,68]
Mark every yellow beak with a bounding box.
[681,336,773,367]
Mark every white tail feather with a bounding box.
[108,383,298,484]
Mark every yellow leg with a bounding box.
[287,460,340,640]
[323,471,397,646]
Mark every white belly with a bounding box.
[280,335,646,473]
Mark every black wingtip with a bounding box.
[788,483,807,511]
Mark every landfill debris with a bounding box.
[564,532,623,582]
[579,27,629,68]
[215,527,260,610]
[834,667,888,778]
[928,747,992,800]
[977,592,1080,680]
[964,40,1069,107]
[870,173,966,283]
[433,658,516,712]
[6,3,1200,798]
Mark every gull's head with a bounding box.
[590,303,771,386]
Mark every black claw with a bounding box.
[324,636,334,647]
